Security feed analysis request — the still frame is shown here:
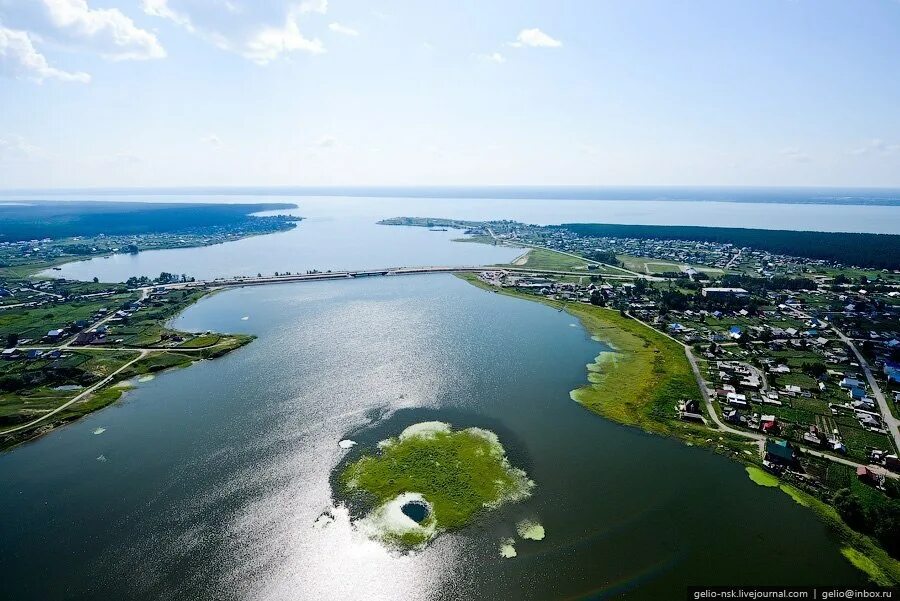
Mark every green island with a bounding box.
[339,421,534,547]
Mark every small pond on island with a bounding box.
[401,501,430,524]
[0,274,866,600]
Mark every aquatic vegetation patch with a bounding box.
[455,273,900,585]
[499,538,517,558]
[341,422,534,546]
[516,519,546,541]
[745,466,779,488]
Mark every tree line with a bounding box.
[562,223,900,270]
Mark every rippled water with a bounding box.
[0,275,864,599]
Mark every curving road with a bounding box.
[834,326,900,452]
[624,312,898,479]
[0,350,149,436]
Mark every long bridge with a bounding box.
[148,265,649,292]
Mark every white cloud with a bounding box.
[4,0,165,61]
[476,51,505,64]
[202,134,223,147]
[778,147,810,163]
[850,138,900,156]
[328,22,358,36]
[315,134,336,148]
[510,28,561,48]
[0,134,42,160]
[142,0,195,32]
[143,0,326,64]
[298,0,328,14]
[110,152,142,164]
[0,26,91,83]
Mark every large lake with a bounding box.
[0,275,864,600]
[34,193,900,282]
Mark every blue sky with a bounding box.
[1,0,899,188]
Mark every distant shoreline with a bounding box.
[2,186,900,207]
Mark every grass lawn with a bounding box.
[178,334,221,348]
[510,248,590,271]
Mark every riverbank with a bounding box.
[0,287,254,451]
[0,202,302,280]
[455,273,900,585]
[456,274,745,447]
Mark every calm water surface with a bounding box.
[0,275,864,600]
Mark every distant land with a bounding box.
[0,201,299,242]
[3,186,900,206]
[381,217,900,271]
[563,223,900,271]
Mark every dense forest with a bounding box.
[562,223,900,270]
[0,201,299,241]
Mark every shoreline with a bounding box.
[22,223,302,282]
[454,272,900,585]
[0,288,254,451]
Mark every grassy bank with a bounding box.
[745,467,900,586]
[457,273,739,447]
[457,273,900,585]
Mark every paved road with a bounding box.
[624,312,897,479]
[0,350,148,436]
[782,303,900,453]
[834,326,900,452]
[724,248,743,269]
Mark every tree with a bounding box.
[802,362,827,379]
[870,501,900,557]
[589,290,605,306]
[832,488,866,530]
[5,333,18,348]
[93,277,99,283]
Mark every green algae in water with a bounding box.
[745,466,779,488]
[341,422,534,546]
[499,538,517,558]
[516,519,546,541]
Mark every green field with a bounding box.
[618,254,726,276]
[506,247,628,275]
[0,293,138,342]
